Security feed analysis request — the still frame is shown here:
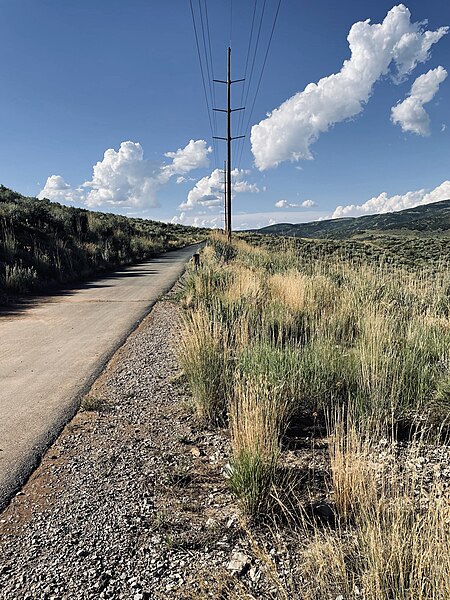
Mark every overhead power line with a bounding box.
[189,0,219,169]
[235,0,259,156]
[188,0,282,231]
[237,0,282,170]
[198,0,217,155]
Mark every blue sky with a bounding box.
[0,0,449,229]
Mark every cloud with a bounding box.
[301,199,316,208]
[82,141,160,208]
[160,139,211,183]
[168,209,328,230]
[275,199,289,208]
[251,4,448,170]
[39,139,211,210]
[275,198,316,208]
[169,210,330,231]
[171,211,186,224]
[180,168,259,211]
[38,175,85,204]
[391,66,448,135]
[332,179,450,218]
[171,212,221,228]
[392,27,449,80]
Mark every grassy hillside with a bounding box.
[254,198,450,239]
[244,200,450,274]
[241,231,450,272]
[0,185,203,301]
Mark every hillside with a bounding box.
[0,185,203,300]
[254,198,450,239]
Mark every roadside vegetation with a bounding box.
[180,231,450,599]
[0,185,203,302]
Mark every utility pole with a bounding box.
[214,47,245,242]
[220,160,227,233]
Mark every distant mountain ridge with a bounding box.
[253,199,450,239]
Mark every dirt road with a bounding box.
[0,245,198,509]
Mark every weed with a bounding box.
[80,395,110,412]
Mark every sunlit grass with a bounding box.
[179,233,450,598]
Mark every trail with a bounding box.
[0,245,198,508]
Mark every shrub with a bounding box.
[2,263,37,294]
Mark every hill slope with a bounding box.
[254,199,450,239]
[0,185,202,300]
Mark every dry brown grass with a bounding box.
[324,414,450,599]
[267,271,307,313]
[228,378,287,517]
[179,309,230,424]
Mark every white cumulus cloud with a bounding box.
[275,199,316,208]
[391,66,448,135]
[39,139,211,210]
[38,175,85,204]
[332,179,450,218]
[160,139,211,183]
[275,199,289,208]
[301,199,316,208]
[83,141,160,208]
[180,168,259,211]
[251,4,448,170]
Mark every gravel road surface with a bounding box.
[0,245,199,509]
[0,300,236,599]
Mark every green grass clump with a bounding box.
[179,309,231,425]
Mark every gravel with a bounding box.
[0,300,240,599]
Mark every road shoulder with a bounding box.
[0,300,238,598]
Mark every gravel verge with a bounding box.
[0,300,241,599]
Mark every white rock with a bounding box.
[227,551,250,575]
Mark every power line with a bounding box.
[235,0,267,168]
[237,0,282,169]
[242,0,267,117]
[189,0,218,169]
[235,0,258,159]
[203,0,217,125]
[198,0,218,167]
[189,0,282,222]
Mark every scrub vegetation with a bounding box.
[180,231,450,599]
[0,185,203,302]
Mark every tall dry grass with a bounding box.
[228,378,291,517]
[179,233,450,517]
[179,233,450,598]
[315,414,450,600]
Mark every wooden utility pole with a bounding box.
[214,47,245,242]
[221,160,227,233]
[218,160,227,233]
